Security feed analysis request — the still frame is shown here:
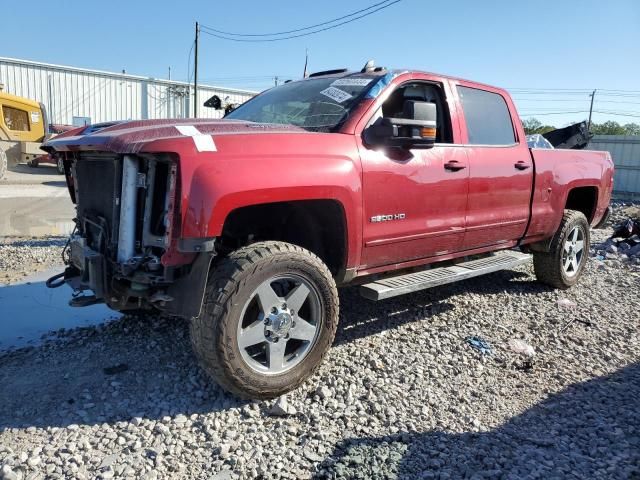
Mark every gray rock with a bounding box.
[154,424,171,436]
[1,465,20,480]
[173,414,188,425]
[268,396,297,416]
[315,386,332,400]
[209,470,233,480]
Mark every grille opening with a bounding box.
[73,153,122,254]
[73,153,176,263]
[150,162,170,236]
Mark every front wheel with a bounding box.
[533,209,590,289]
[190,241,339,399]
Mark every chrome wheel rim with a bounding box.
[237,274,321,375]
[562,226,585,277]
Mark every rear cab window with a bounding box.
[456,86,515,145]
[3,105,31,132]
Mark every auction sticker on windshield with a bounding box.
[331,78,372,87]
[320,86,353,103]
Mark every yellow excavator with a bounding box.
[0,91,49,179]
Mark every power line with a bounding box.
[199,0,402,42]
[520,111,589,116]
[513,98,640,105]
[593,110,640,118]
[201,0,395,37]
[520,110,640,118]
[186,40,195,84]
[509,87,640,93]
[510,90,640,99]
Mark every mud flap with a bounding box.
[165,252,214,319]
[593,206,612,229]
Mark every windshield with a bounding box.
[225,76,378,132]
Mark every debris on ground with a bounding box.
[611,218,640,240]
[103,363,129,375]
[508,339,536,358]
[466,336,492,355]
[561,317,593,332]
[593,212,640,265]
[557,298,577,308]
[509,339,536,372]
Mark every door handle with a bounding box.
[444,160,467,171]
[514,161,531,170]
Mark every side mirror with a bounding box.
[204,95,222,109]
[223,103,239,116]
[364,100,437,149]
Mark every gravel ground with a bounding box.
[0,238,66,284]
[1,206,639,479]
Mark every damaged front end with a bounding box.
[49,151,213,317]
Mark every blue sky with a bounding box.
[4,0,640,127]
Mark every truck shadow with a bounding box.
[314,362,640,479]
[0,308,245,430]
[335,268,547,346]
[8,163,60,176]
[42,180,67,187]
[0,268,546,430]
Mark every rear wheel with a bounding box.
[190,241,339,399]
[27,159,38,168]
[533,209,590,289]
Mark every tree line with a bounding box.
[523,118,640,136]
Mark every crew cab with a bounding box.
[44,64,614,399]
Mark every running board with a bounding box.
[359,250,531,301]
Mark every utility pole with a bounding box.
[194,21,200,118]
[168,66,171,81]
[588,89,596,130]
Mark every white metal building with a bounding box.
[589,135,640,200]
[0,57,255,126]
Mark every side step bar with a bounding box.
[360,250,531,301]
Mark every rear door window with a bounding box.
[457,86,515,145]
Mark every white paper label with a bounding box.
[30,112,40,123]
[319,86,353,103]
[175,125,217,152]
[331,78,372,87]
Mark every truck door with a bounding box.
[357,79,469,270]
[453,83,533,250]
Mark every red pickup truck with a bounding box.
[45,66,613,399]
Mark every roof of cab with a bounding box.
[301,68,504,92]
[0,91,41,109]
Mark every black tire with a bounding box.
[190,241,339,399]
[533,209,590,289]
[27,159,38,168]
[0,148,6,180]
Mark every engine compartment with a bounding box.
[63,152,179,311]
